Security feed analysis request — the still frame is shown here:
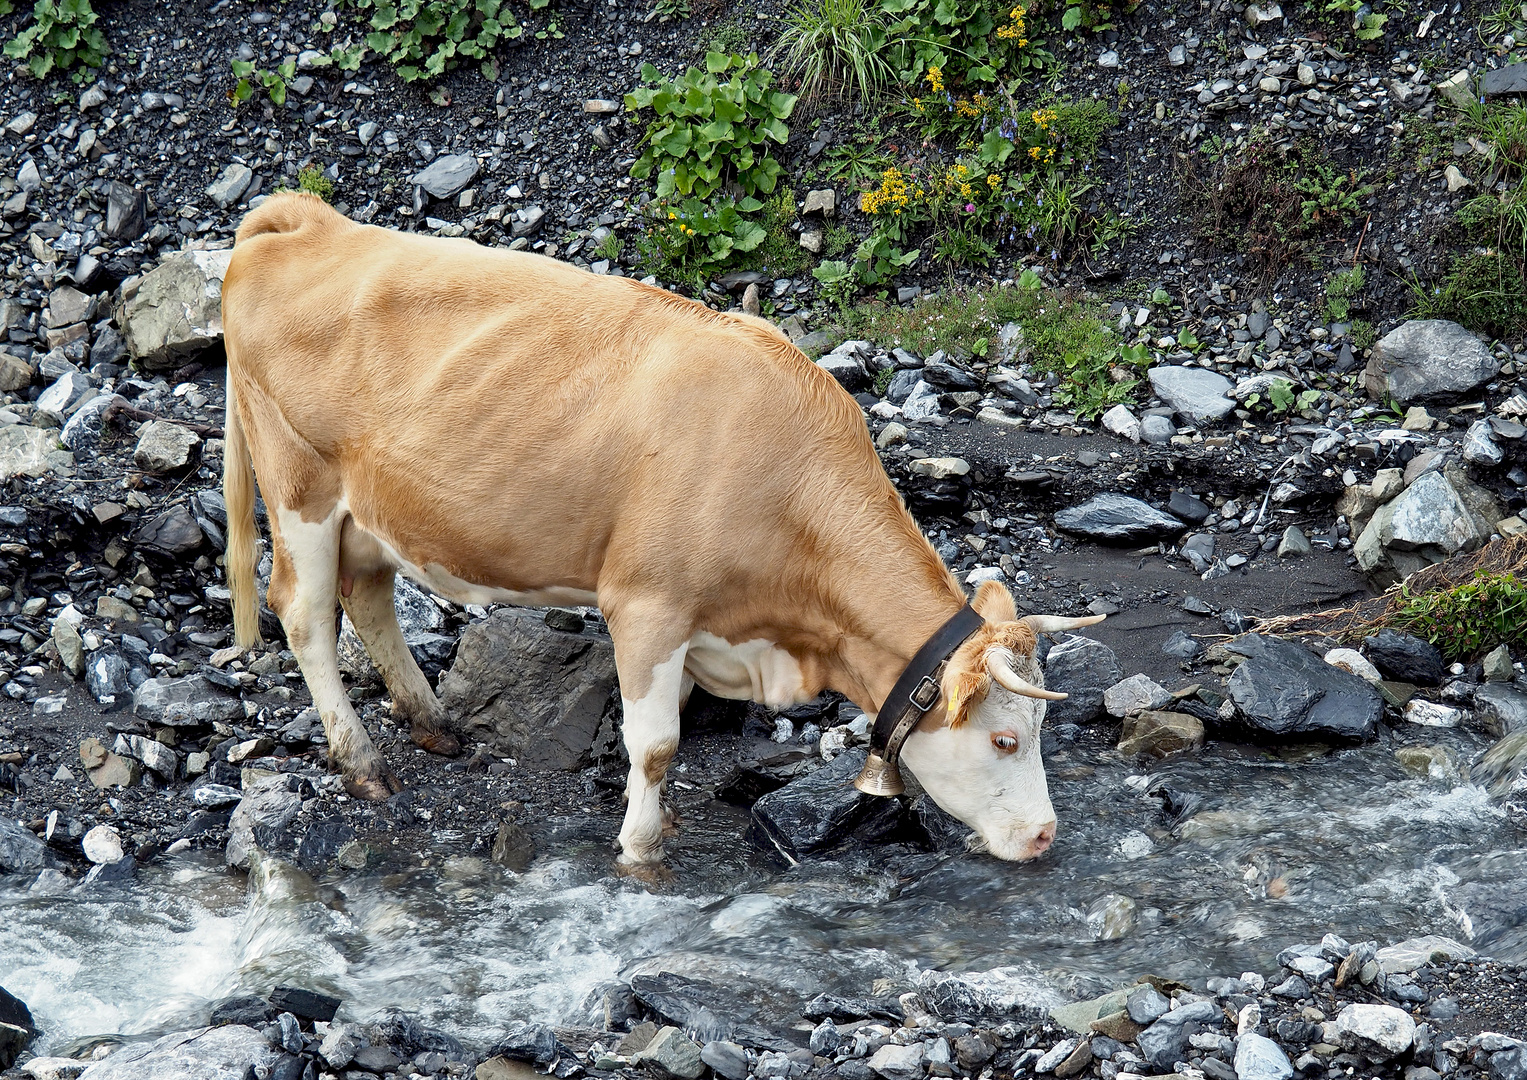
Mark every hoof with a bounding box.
[411,721,461,758]
[614,858,674,887]
[344,770,403,801]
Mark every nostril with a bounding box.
[1032,822,1056,853]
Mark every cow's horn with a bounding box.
[1017,613,1107,634]
[987,649,1068,701]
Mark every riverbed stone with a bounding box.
[0,424,65,478]
[120,249,233,369]
[1375,936,1476,974]
[134,674,243,725]
[77,1025,280,1080]
[1474,683,1527,737]
[1324,648,1381,682]
[19,1058,85,1079]
[82,823,124,864]
[439,609,618,769]
[1148,366,1236,422]
[134,503,204,555]
[1355,469,1500,579]
[1334,1004,1415,1060]
[1483,645,1516,682]
[1118,710,1205,757]
[0,818,51,873]
[267,986,339,1022]
[749,748,876,861]
[412,154,479,200]
[133,421,200,472]
[1044,636,1122,723]
[1363,629,1445,686]
[701,1041,750,1080]
[491,818,535,871]
[1223,635,1382,742]
[1363,320,1501,404]
[1138,1001,1221,1071]
[1127,985,1171,1025]
[1104,674,1173,717]
[632,1027,705,1080]
[868,1042,925,1080]
[226,782,303,868]
[1235,1033,1293,1080]
[1055,494,1186,544]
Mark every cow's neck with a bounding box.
[822,529,968,717]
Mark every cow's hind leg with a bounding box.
[607,617,689,868]
[338,522,459,757]
[270,506,399,800]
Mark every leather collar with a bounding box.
[868,603,985,764]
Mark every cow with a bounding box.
[220,192,1102,867]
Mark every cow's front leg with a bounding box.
[611,634,690,867]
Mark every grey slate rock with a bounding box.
[922,360,979,390]
[76,1025,281,1080]
[1234,1034,1293,1080]
[885,368,922,404]
[1148,366,1236,422]
[1126,985,1171,1025]
[267,986,340,1023]
[1044,636,1122,724]
[438,609,619,770]
[133,675,243,725]
[206,163,253,209]
[702,1041,750,1080]
[0,818,52,874]
[1364,629,1445,686]
[412,154,479,200]
[1223,635,1382,742]
[1483,62,1527,97]
[749,748,876,862]
[1167,490,1211,524]
[1474,682,1527,737]
[1363,320,1502,404]
[1138,1000,1221,1071]
[1055,494,1187,544]
[105,182,148,241]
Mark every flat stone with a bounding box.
[1223,635,1382,742]
[1056,494,1186,544]
[1474,682,1527,737]
[1148,366,1236,422]
[632,1027,705,1080]
[1050,991,1129,1035]
[749,748,876,862]
[1363,320,1502,404]
[1375,935,1476,974]
[868,1042,924,1080]
[1482,62,1527,97]
[1323,648,1381,683]
[76,1025,280,1080]
[1138,1001,1221,1072]
[206,163,253,209]
[1234,1033,1293,1080]
[1364,629,1445,686]
[0,817,51,873]
[909,456,970,479]
[412,154,479,200]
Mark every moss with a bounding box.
[1414,250,1527,339]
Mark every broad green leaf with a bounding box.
[1061,4,1081,28]
[737,195,763,212]
[705,50,729,73]
[733,220,766,251]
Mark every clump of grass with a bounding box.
[1412,249,1527,339]
[1391,570,1527,661]
[296,164,335,202]
[744,187,813,277]
[1324,263,1364,322]
[841,278,1148,419]
[771,0,894,104]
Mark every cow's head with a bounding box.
[898,581,1103,861]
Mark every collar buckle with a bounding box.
[908,674,941,712]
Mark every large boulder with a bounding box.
[749,748,878,862]
[119,249,233,370]
[1222,635,1382,742]
[1475,683,1527,738]
[0,424,69,479]
[1354,467,1501,582]
[225,780,304,869]
[1043,636,1122,723]
[78,1025,280,1080]
[133,675,243,726]
[0,818,52,874]
[1054,494,1186,544]
[1147,366,1236,423]
[1363,320,1502,404]
[437,610,619,770]
[1333,1004,1415,1060]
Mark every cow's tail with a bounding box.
[223,366,264,650]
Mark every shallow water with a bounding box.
[4,726,1525,1054]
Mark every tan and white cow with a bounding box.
[221,192,1099,866]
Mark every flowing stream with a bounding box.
[5,726,1526,1056]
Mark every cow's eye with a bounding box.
[992,733,1019,754]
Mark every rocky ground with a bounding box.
[0,0,1525,1076]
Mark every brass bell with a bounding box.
[854,751,905,797]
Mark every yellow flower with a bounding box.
[925,65,944,93]
[987,173,1000,187]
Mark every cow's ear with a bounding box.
[943,663,990,728]
[972,579,1018,623]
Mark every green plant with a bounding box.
[637,195,768,278]
[1321,0,1387,39]
[813,259,858,310]
[347,0,519,81]
[231,58,297,106]
[594,231,623,262]
[1294,162,1374,227]
[1411,249,1527,339]
[655,0,691,17]
[825,138,894,183]
[625,52,798,199]
[4,0,108,79]
[1351,318,1376,351]
[772,0,894,102]
[297,164,335,201]
[1324,263,1365,322]
[747,187,814,276]
[880,0,1050,89]
[1392,570,1527,661]
[822,222,853,256]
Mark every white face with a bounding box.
[898,674,1057,861]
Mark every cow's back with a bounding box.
[222,194,894,607]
